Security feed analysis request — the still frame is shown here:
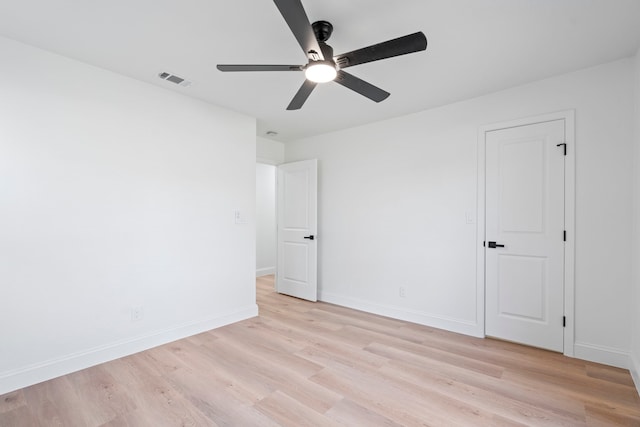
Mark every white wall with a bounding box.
[257,137,285,165]
[631,48,640,393]
[286,58,635,368]
[0,36,258,395]
[256,163,277,276]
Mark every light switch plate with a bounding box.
[234,209,247,224]
[465,211,476,224]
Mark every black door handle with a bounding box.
[487,241,504,248]
[303,235,315,240]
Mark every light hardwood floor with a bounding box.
[1,275,639,426]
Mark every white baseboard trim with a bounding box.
[0,304,258,396]
[573,341,630,369]
[319,291,482,338]
[630,352,640,397]
[256,267,275,277]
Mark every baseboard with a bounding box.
[573,341,630,369]
[256,267,275,277]
[0,304,258,396]
[630,352,640,397]
[319,291,482,338]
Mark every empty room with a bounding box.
[1,0,640,425]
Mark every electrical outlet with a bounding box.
[399,287,406,298]
[131,306,144,322]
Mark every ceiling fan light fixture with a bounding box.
[304,61,337,83]
[217,1,428,110]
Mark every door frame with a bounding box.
[476,110,575,357]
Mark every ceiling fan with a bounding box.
[217,0,428,110]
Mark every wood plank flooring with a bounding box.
[1,275,639,426]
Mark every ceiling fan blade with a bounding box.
[287,80,317,110]
[334,71,390,103]
[273,0,324,60]
[334,32,427,69]
[217,65,303,72]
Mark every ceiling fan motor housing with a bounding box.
[308,21,334,62]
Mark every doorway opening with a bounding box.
[256,162,277,278]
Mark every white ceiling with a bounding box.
[1,0,640,142]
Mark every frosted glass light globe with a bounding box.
[305,62,337,83]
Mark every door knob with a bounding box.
[487,241,504,248]
[303,235,315,240]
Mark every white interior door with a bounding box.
[485,119,565,352]
[277,159,317,301]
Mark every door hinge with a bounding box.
[556,143,567,156]
[563,316,566,327]
[563,230,566,241]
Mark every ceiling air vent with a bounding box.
[158,71,192,87]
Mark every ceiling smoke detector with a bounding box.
[158,72,192,87]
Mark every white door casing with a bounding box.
[485,119,565,351]
[276,159,318,301]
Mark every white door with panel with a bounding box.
[485,119,565,352]
[277,159,318,301]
